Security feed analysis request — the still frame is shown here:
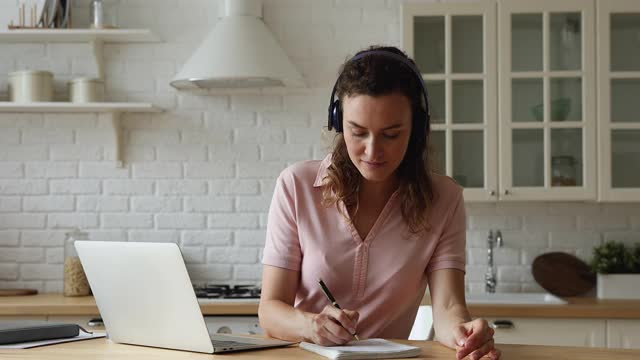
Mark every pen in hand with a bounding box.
[318,278,360,341]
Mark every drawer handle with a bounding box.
[87,318,104,327]
[490,320,514,330]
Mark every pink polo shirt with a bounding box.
[262,154,466,339]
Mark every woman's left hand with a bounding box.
[452,318,501,360]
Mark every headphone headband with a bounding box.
[327,50,430,133]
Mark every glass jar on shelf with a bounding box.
[551,155,577,186]
[63,229,91,297]
[90,0,118,29]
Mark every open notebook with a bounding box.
[299,339,421,360]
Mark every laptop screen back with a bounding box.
[75,241,214,353]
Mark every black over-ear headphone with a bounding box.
[327,50,430,137]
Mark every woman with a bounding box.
[259,45,500,360]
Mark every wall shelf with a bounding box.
[1,28,162,168]
[0,102,162,167]
[0,28,160,79]
[0,102,161,113]
[0,29,159,43]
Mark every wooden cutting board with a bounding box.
[0,289,38,296]
[532,252,596,297]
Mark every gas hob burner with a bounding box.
[193,284,261,299]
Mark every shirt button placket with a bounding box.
[352,242,370,298]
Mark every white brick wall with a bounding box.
[0,0,638,294]
[0,163,16,179]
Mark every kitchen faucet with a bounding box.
[485,230,503,293]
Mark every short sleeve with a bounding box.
[261,170,302,271]
[425,189,466,274]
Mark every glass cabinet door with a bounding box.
[499,0,596,201]
[598,0,640,201]
[403,0,497,202]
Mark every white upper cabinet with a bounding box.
[404,0,637,203]
[498,0,597,201]
[597,0,640,202]
[403,0,498,202]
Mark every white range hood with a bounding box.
[170,0,304,89]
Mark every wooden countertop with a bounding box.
[1,338,639,359]
[2,293,640,319]
[0,294,259,316]
[465,297,640,319]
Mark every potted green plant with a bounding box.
[590,241,640,299]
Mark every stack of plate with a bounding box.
[38,0,72,28]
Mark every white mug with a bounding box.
[69,77,105,103]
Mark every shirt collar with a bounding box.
[313,154,332,188]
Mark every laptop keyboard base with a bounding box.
[211,339,256,348]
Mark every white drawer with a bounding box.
[484,317,606,348]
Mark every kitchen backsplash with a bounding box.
[0,0,639,293]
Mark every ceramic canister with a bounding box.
[69,77,105,103]
[8,70,54,102]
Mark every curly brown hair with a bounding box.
[321,45,436,236]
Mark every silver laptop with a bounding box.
[75,241,294,354]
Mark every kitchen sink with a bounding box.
[465,292,568,305]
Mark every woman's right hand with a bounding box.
[306,305,359,346]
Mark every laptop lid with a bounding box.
[75,241,215,353]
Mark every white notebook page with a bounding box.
[299,338,421,360]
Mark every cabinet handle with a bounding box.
[490,320,514,330]
[87,318,104,327]
[490,190,496,196]
[504,189,511,195]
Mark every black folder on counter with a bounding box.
[0,321,79,345]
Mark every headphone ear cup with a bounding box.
[336,100,343,133]
[328,101,336,131]
[330,99,343,133]
[412,110,428,145]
